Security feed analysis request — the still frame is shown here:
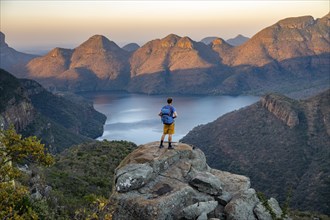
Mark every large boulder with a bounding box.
[111,142,286,220]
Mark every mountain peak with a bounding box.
[79,34,121,51]
[122,43,140,52]
[47,47,73,58]
[161,34,181,48]
[211,38,227,46]
[226,34,249,46]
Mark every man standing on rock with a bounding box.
[159,97,177,149]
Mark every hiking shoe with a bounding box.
[168,146,174,150]
[159,145,164,149]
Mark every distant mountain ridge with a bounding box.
[181,89,330,214]
[200,36,218,45]
[200,35,249,46]
[226,34,249,46]
[0,31,38,77]
[2,13,330,95]
[122,43,140,52]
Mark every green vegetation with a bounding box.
[1,128,135,219]
[0,69,26,112]
[181,90,330,215]
[42,140,136,218]
[24,84,106,139]
[288,210,330,220]
[0,126,54,219]
[21,113,91,153]
[257,192,278,220]
[1,69,107,153]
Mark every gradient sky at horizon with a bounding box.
[1,0,329,53]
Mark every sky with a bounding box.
[0,0,329,54]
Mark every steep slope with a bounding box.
[26,35,130,91]
[0,68,35,130]
[128,34,225,94]
[0,32,38,77]
[210,38,234,61]
[27,47,73,78]
[70,35,129,80]
[0,69,106,153]
[181,90,330,214]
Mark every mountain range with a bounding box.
[200,34,249,46]
[181,89,330,214]
[1,13,329,95]
[0,32,38,78]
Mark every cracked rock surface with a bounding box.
[111,142,284,220]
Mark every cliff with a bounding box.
[260,93,300,128]
[181,90,330,214]
[0,70,36,130]
[0,69,106,153]
[111,142,287,220]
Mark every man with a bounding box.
[159,97,177,149]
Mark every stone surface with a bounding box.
[189,171,223,196]
[261,94,299,128]
[111,142,284,220]
[115,163,153,192]
[254,198,284,220]
[181,201,218,219]
[224,188,259,220]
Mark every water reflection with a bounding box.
[82,92,259,145]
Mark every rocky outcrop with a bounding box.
[0,68,36,131]
[111,142,286,220]
[261,93,300,128]
[0,100,35,131]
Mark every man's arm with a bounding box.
[173,111,177,118]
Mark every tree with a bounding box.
[0,126,54,219]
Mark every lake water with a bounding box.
[82,92,259,145]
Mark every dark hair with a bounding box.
[167,97,173,104]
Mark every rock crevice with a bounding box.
[111,142,287,220]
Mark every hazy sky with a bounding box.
[1,0,329,53]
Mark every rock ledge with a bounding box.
[111,142,286,220]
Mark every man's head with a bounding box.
[167,97,173,104]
